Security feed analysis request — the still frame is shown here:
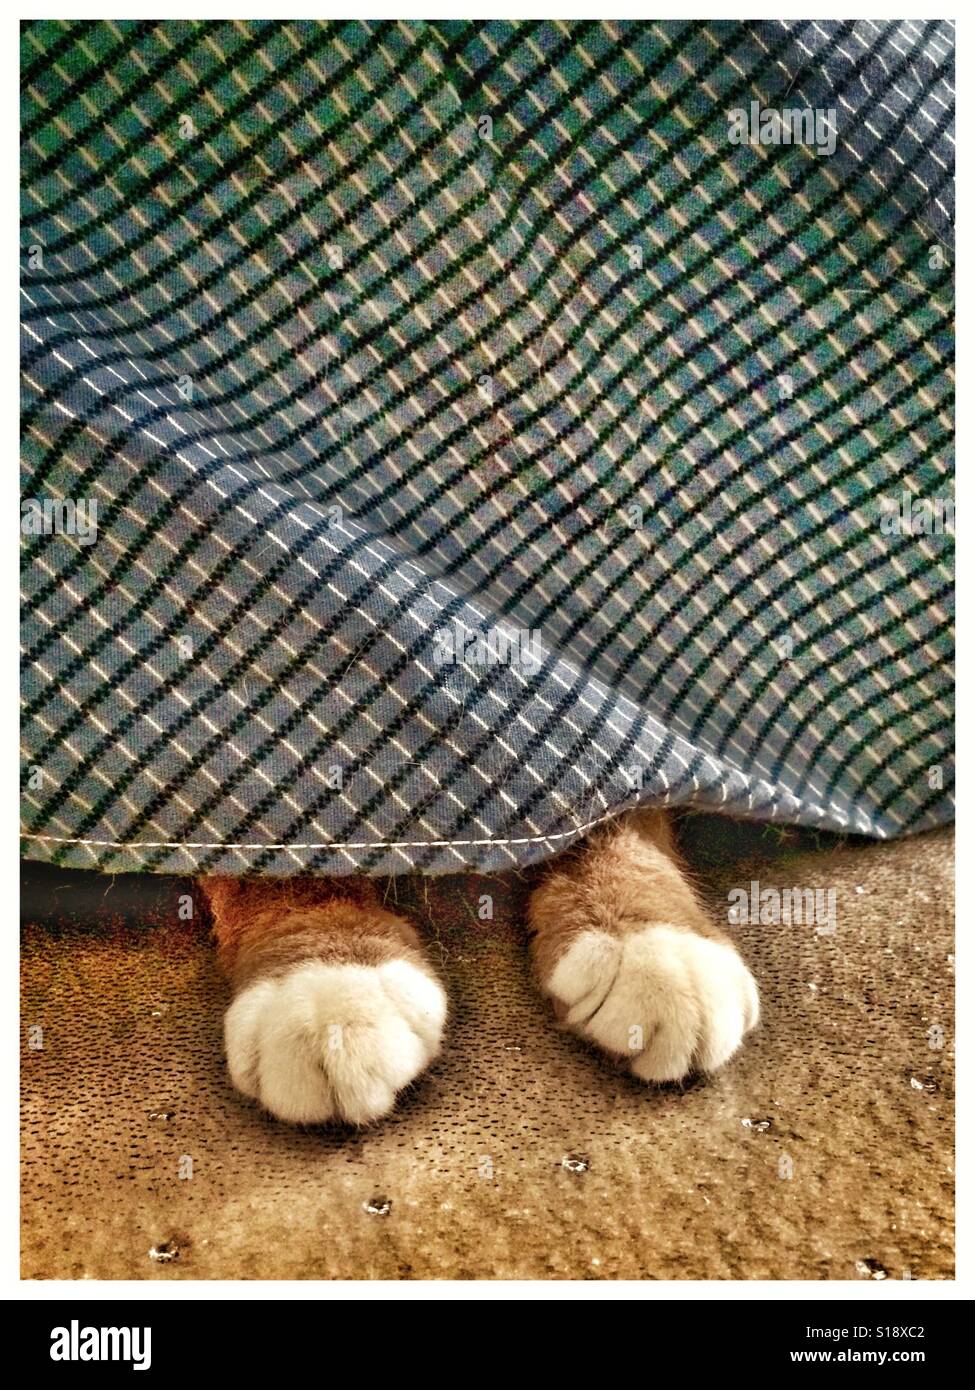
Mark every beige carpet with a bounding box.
[21,820,954,1280]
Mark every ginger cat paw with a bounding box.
[529,808,759,1083]
[202,877,447,1125]
[224,955,447,1124]
[540,924,758,1082]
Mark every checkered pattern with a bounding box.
[20,19,954,876]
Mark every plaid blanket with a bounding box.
[21,19,955,877]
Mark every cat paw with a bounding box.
[541,925,759,1082]
[224,957,447,1124]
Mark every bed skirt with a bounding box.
[20,19,954,875]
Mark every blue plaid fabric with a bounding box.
[21,19,954,876]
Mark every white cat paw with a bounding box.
[543,925,759,1082]
[224,957,447,1124]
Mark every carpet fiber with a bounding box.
[21,818,953,1280]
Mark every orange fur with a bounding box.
[201,807,757,1119]
[202,875,432,992]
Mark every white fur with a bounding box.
[546,925,759,1081]
[224,958,447,1124]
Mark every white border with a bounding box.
[8,1,964,1300]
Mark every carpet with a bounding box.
[21,818,954,1280]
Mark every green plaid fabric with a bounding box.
[20,19,954,877]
